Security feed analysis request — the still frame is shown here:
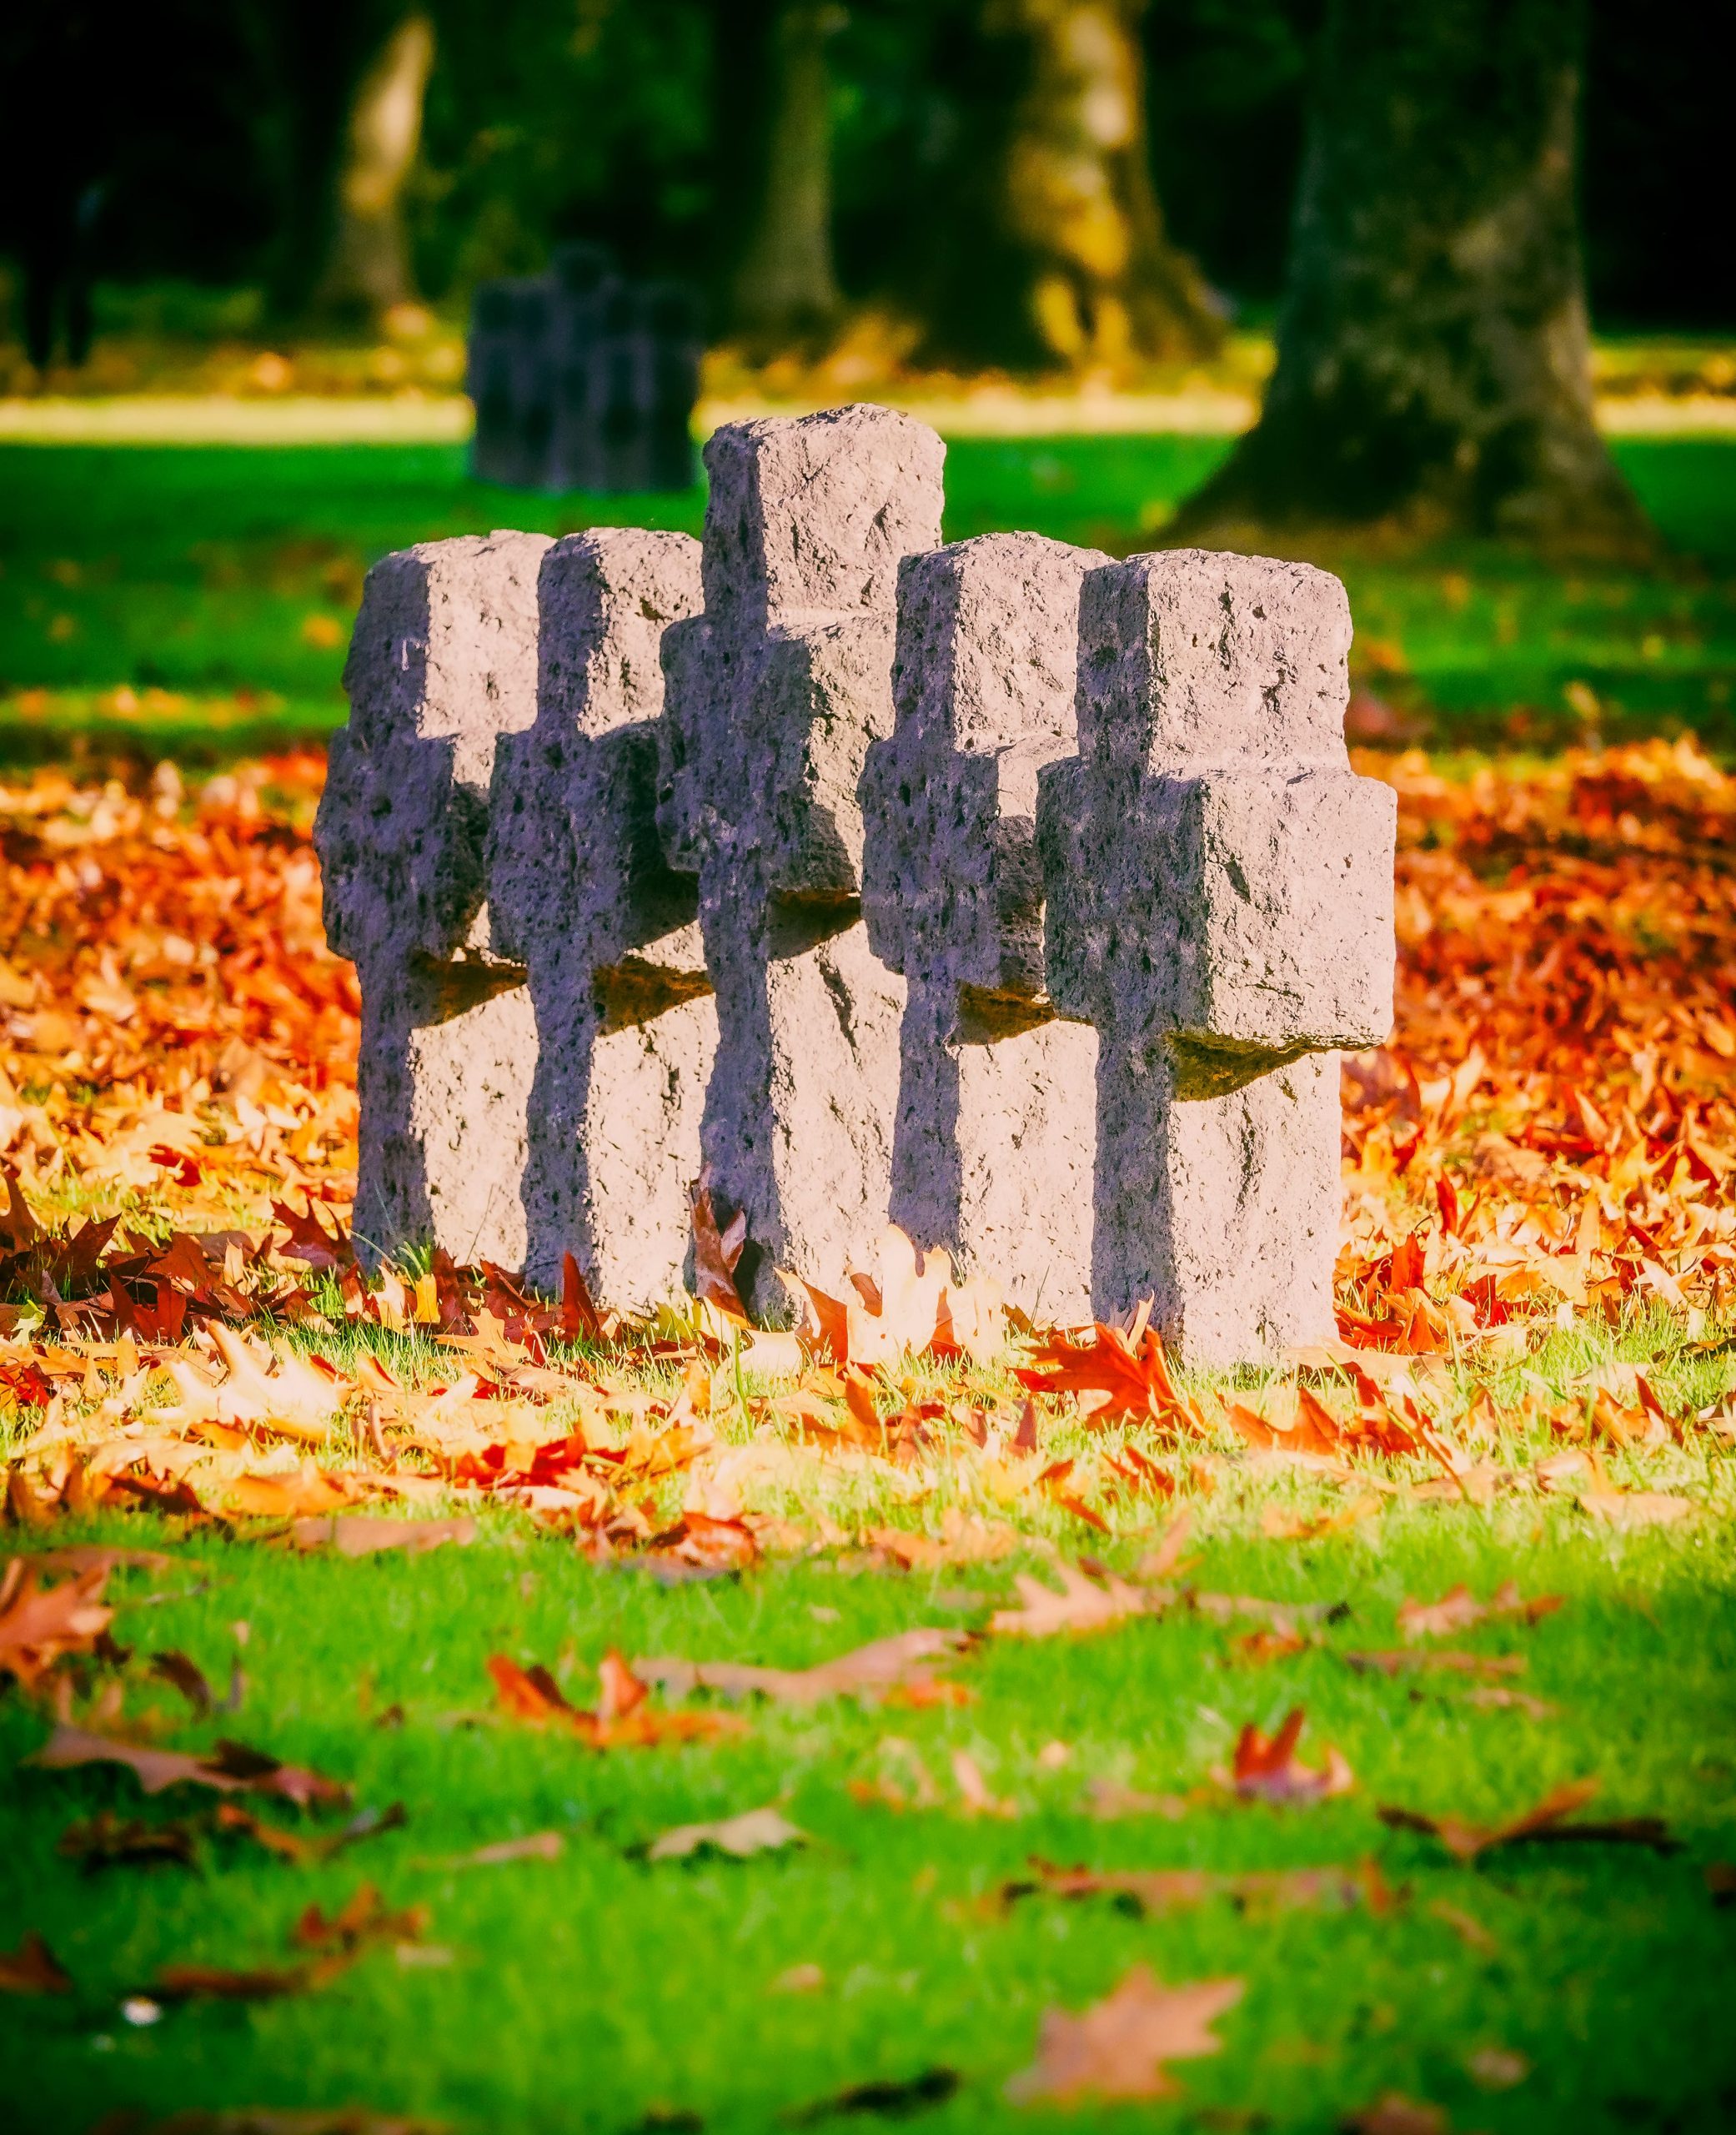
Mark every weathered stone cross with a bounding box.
[317,409,1398,1364]
[487,530,715,1309]
[860,530,1108,1322]
[314,532,548,1269]
[658,404,945,1313]
[1037,548,1397,1362]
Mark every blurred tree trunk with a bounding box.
[314,12,435,322]
[1177,0,1650,554]
[717,1,843,349]
[917,0,1222,373]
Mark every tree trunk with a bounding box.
[918,0,1222,373]
[314,11,434,323]
[722,2,843,349]
[1176,0,1650,555]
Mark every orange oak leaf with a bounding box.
[1227,1707,1355,1803]
[1005,1965,1243,2102]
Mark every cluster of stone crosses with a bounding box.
[314,403,1397,1368]
[466,243,701,495]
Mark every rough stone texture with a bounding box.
[658,404,946,1312]
[488,529,715,1307]
[315,531,549,1268]
[1038,546,1397,1362]
[860,532,1110,1319]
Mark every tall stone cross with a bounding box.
[860,531,1108,1321]
[1037,548,1397,1363]
[314,533,548,1269]
[658,404,946,1312]
[488,530,715,1309]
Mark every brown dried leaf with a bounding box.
[638,1626,969,1706]
[1377,1778,1676,1861]
[1397,1580,1563,1640]
[149,1648,217,1716]
[488,1650,744,1749]
[0,1932,73,1994]
[291,1881,428,1954]
[25,1721,349,1807]
[1429,1899,1500,1955]
[1015,1322,1202,1434]
[1228,1708,1355,1804]
[59,1809,203,1872]
[1082,1779,1189,1821]
[213,1799,407,1866]
[288,1515,477,1557]
[646,1805,806,1861]
[151,1961,312,2002]
[0,1556,114,1690]
[1261,1494,1383,1541]
[1344,1650,1528,1680]
[990,1561,1168,1640]
[690,1169,748,1321]
[1005,1964,1243,2103]
[952,1748,1016,1817]
[432,1831,564,1870]
[1004,1854,1388,1918]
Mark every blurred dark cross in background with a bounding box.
[468,245,701,494]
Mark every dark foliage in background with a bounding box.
[0,0,1728,332]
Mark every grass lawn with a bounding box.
[0,434,1732,766]
[0,414,1733,2132]
[3,1475,1736,2135]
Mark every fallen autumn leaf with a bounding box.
[0,1931,73,1994]
[1005,1964,1243,2103]
[647,1806,806,1861]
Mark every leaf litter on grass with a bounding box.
[0,745,1732,2117]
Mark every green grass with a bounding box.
[1,435,1732,767]
[2,413,1734,2129]
[4,1494,1735,2134]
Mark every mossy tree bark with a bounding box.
[1177,0,1650,554]
[917,0,1222,374]
[715,1,844,351]
[314,12,435,323]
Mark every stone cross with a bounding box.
[658,404,946,1313]
[314,532,549,1270]
[860,531,1109,1322]
[1037,548,1397,1364]
[545,244,617,494]
[464,282,527,488]
[487,530,715,1309]
[471,248,700,496]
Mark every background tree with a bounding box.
[4,0,1727,363]
[911,0,1222,372]
[1176,0,1650,552]
[715,1,845,348]
[314,13,436,322]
